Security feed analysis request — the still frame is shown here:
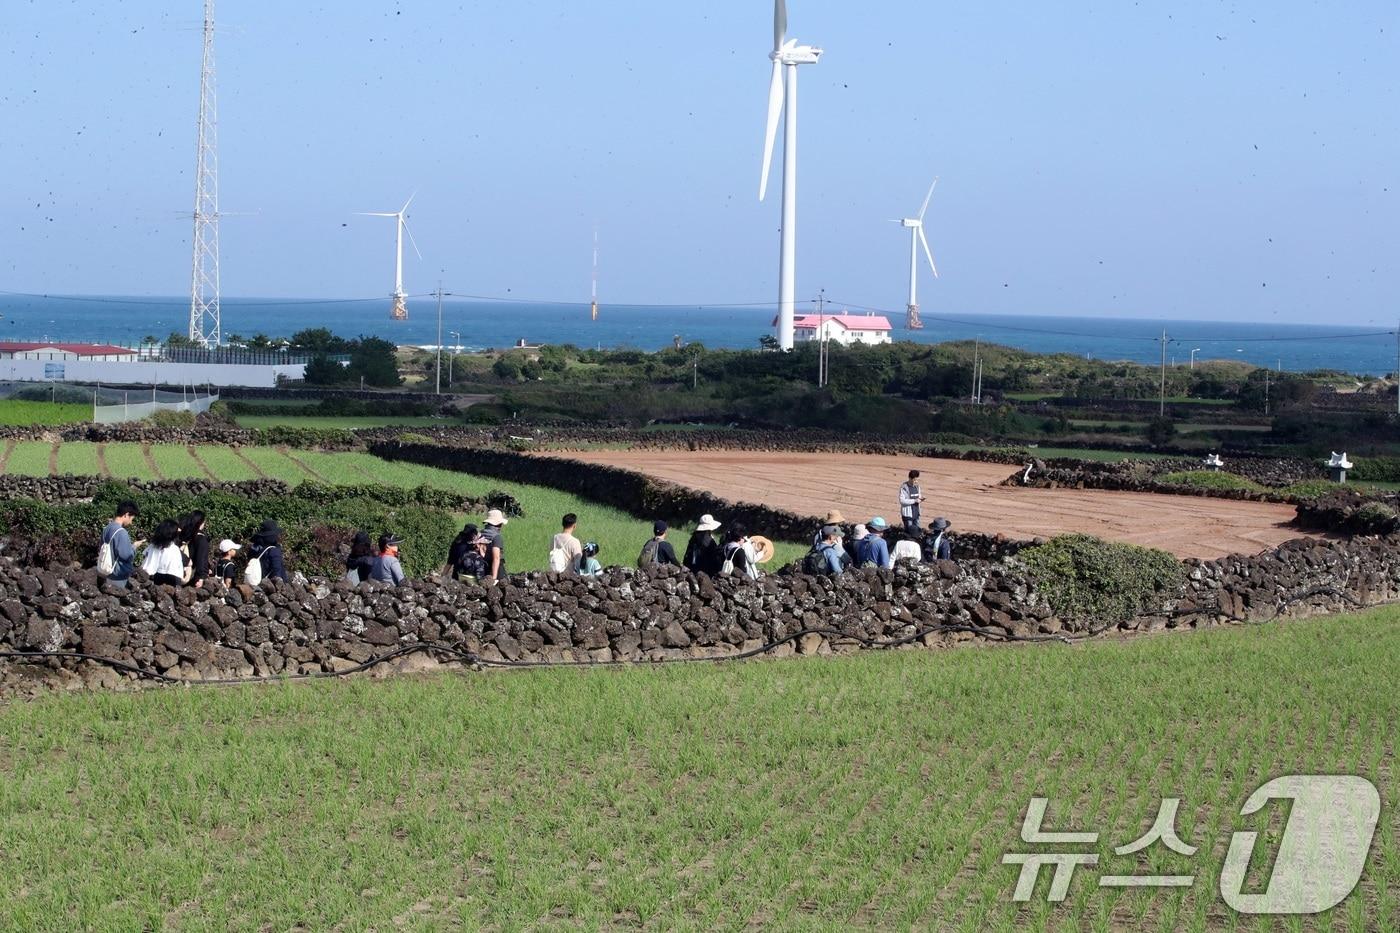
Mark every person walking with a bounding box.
[899,470,925,536]
[180,511,211,588]
[549,513,584,573]
[248,520,286,583]
[683,514,724,576]
[444,522,479,579]
[857,517,893,569]
[638,521,679,568]
[804,524,849,575]
[923,517,953,562]
[98,500,142,588]
[345,530,375,584]
[370,533,407,586]
[216,539,242,586]
[722,523,760,579]
[141,519,187,586]
[482,509,510,581]
[577,541,603,577]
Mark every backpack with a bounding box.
[803,544,837,576]
[96,527,118,577]
[243,548,267,586]
[547,545,570,573]
[637,538,661,569]
[855,536,877,568]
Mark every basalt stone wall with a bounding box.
[0,475,296,504]
[1296,491,1400,536]
[0,534,1396,693]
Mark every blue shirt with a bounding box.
[858,534,891,569]
[102,521,136,581]
[820,543,847,574]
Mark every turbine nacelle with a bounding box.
[900,218,921,229]
[773,42,823,66]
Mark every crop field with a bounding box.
[0,399,90,426]
[0,607,1395,929]
[0,441,806,571]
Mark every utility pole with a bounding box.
[449,330,461,385]
[1159,329,1168,417]
[434,281,444,394]
[814,289,828,388]
[1264,369,1270,416]
[972,338,980,403]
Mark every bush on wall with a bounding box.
[1018,534,1184,623]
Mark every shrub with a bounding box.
[1353,502,1400,535]
[149,410,196,428]
[1280,480,1339,501]
[1157,471,1264,492]
[1144,416,1176,446]
[1018,534,1184,623]
[397,432,435,445]
[255,425,356,449]
[1349,457,1400,484]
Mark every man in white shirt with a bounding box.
[551,513,584,573]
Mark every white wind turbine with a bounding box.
[893,178,939,330]
[759,0,822,351]
[356,193,422,321]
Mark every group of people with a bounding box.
[807,469,954,576]
[97,467,955,589]
[98,500,286,589]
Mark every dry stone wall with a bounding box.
[1,533,1397,694]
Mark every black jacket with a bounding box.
[683,532,723,575]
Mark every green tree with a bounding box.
[345,337,401,387]
[303,354,349,385]
[492,356,523,382]
[290,328,350,354]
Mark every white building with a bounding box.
[0,342,139,362]
[772,313,894,347]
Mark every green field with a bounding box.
[0,442,805,571]
[0,607,1395,929]
[0,399,90,426]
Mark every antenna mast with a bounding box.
[590,228,599,322]
[188,0,221,348]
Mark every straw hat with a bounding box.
[822,509,845,525]
[485,509,510,526]
[749,535,774,564]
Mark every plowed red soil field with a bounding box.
[566,450,1309,559]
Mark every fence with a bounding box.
[0,381,219,425]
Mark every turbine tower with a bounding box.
[188,0,221,348]
[893,178,939,331]
[356,194,421,321]
[590,228,600,322]
[759,0,821,351]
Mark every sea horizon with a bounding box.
[0,292,1393,376]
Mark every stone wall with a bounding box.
[1,532,1396,693]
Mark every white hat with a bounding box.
[696,514,721,532]
[852,523,868,539]
[217,539,241,553]
[485,508,510,526]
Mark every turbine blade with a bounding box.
[402,190,417,213]
[774,0,787,51]
[355,212,398,217]
[403,219,424,261]
[918,178,938,221]
[759,60,784,201]
[919,227,939,278]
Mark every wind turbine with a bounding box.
[893,178,939,330]
[759,0,822,351]
[356,194,422,321]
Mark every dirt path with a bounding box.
[187,445,217,482]
[46,441,59,477]
[0,439,14,474]
[141,443,161,480]
[279,447,326,483]
[96,443,111,478]
[231,448,268,479]
[566,450,1309,560]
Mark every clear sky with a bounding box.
[1,1,1395,324]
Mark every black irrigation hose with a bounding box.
[0,620,1105,687]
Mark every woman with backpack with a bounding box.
[246,520,286,584]
[141,519,187,587]
[722,523,761,580]
[345,530,375,584]
[683,514,724,576]
[444,523,479,579]
[180,511,211,588]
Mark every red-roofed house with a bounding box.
[771,313,894,347]
[0,342,138,362]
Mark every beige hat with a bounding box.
[485,509,510,526]
[696,514,721,532]
[823,509,845,525]
[749,535,774,563]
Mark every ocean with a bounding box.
[0,293,1393,376]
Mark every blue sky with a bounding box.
[0,1,1395,324]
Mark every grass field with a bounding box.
[0,607,1395,930]
[0,399,90,426]
[0,441,806,571]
